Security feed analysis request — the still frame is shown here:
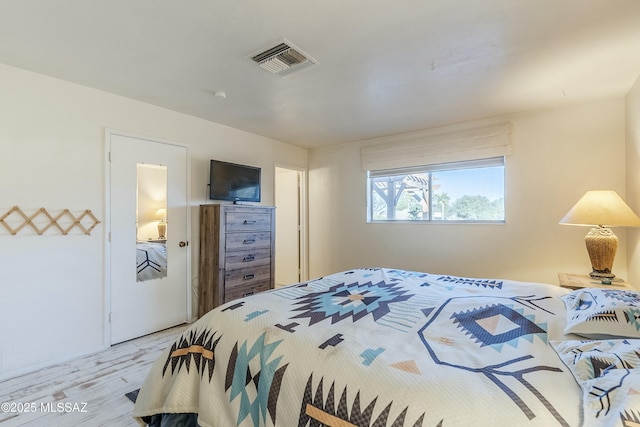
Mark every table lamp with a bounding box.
[559,190,640,279]
[155,208,167,239]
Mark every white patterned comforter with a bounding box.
[136,241,167,282]
[134,268,591,426]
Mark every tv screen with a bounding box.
[209,160,261,202]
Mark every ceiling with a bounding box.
[1,1,640,149]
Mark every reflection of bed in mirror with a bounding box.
[136,241,167,282]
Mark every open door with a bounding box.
[275,166,307,286]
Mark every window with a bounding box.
[367,157,505,222]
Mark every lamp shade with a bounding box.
[559,190,640,227]
[154,208,167,221]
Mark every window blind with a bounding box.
[361,121,512,171]
[367,156,505,178]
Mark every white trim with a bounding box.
[0,344,108,382]
[298,169,309,282]
[361,121,512,171]
[104,128,192,348]
[103,129,112,347]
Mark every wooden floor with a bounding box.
[0,324,188,427]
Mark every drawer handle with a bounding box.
[242,291,255,297]
[243,274,255,280]
[243,220,257,224]
[243,238,256,244]
[243,255,255,262]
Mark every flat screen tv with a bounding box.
[209,160,261,202]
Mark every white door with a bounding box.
[275,167,302,286]
[109,133,189,344]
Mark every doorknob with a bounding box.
[179,241,188,247]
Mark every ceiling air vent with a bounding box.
[249,39,317,76]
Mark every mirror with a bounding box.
[136,163,168,282]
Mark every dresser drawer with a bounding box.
[225,248,271,270]
[225,265,271,289]
[224,280,271,303]
[225,231,271,251]
[225,212,272,232]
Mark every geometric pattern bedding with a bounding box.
[136,241,167,282]
[551,339,640,427]
[133,268,583,427]
[561,288,640,339]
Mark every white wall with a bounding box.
[0,63,307,380]
[308,98,628,286]
[626,75,640,288]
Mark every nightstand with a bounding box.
[558,273,633,290]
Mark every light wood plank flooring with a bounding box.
[0,324,188,427]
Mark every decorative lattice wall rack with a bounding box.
[0,206,101,236]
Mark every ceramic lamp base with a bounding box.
[157,221,167,240]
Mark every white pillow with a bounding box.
[551,339,640,427]
[561,288,640,338]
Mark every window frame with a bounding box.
[366,157,506,224]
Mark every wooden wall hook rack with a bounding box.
[0,206,101,236]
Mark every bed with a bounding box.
[132,268,640,427]
[136,241,167,282]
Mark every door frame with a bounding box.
[104,128,191,346]
[274,163,309,283]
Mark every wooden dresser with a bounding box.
[198,204,275,317]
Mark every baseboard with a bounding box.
[0,343,108,383]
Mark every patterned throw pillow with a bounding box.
[551,340,640,427]
[561,288,640,338]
